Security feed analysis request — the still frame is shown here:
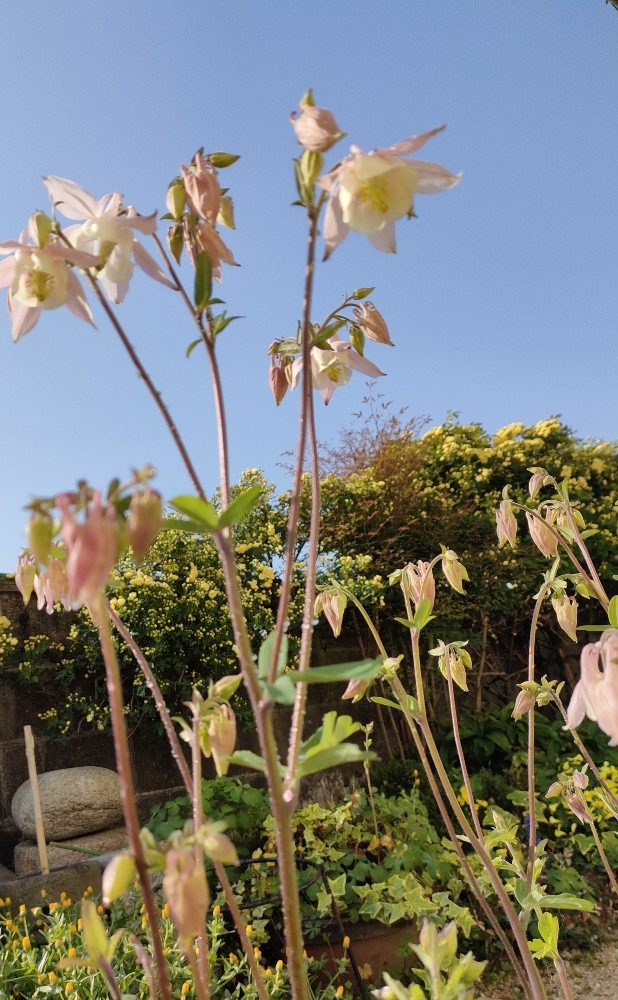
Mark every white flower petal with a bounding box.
[43,176,100,221]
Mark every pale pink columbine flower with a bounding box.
[15,553,37,605]
[547,769,591,824]
[44,176,175,304]
[291,103,345,152]
[289,337,384,404]
[56,491,119,609]
[194,221,239,281]
[0,214,97,341]
[552,593,578,642]
[208,704,236,777]
[163,847,209,954]
[353,301,393,346]
[401,561,435,612]
[33,557,70,614]
[566,631,618,745]
[317,125,461,259]
[315,588,347,637]
[180,151,221,223]
[526,508,559,558]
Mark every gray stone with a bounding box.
[14,826,128,876]
[11,767,123,840]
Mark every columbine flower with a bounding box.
[291,102,345,153]
[0,214,97,341]
[317,125,461,258]
[15,553,37,605]
[56,491,119,609]
[163,847,209,954]
[208,704,236,777]
[180,151,221,223]
[315,588,347,637]
[566,631,618,745]
[289,337,384,405]
[526,508,559,558]
[496,499,517,548]
[353,301,393,346]
[401,561,435,612]
[33,557,70,614]
[547,769,591,824]
[552,593,578,642]
[43,176,175,304]
[194,221,238,281]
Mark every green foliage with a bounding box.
[146,777,270,857]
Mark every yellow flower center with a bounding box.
[355,175,390,214]
[25,269,54,302]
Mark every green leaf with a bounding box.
[297,745,376,778]
[161,516,206,533]
[412,599,436,631]
[194,252,212,311]
[211,312,243,337]
[186,338,202,358]
[286,658,381,684]
[609,595,618,628]
[262,675,296,705]
[577,625,610,632]
[218,485,262,529]
[536,893,595,912]
[394,616,416,629]
[225,751,267,774]
[258,631,289,680]
[170,494,219,530]
[370,696,402,711]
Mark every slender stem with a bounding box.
[105,600,193,795]
[187,948,209,1000]
[73,257,207,503]
[89,596,172,1000]
[589,819,618,894]
[213,862,269,1000]
[444,658,484,842]
[561,496,609,607]
[100,957,124,1000]
[526,582,551,896]
[192,713,210,1000]
[553,955,573,1000]
[269,200,322,688]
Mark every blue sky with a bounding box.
[0,2,616,571]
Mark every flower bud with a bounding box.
[15,553,36,605]
[167,223,184,265]
[348,324,365,356]
[341,676,371,703]
[495,499,517,548]
[526,509,558,558]
[353,301,393,346]
[512,688,536,720]
[291,103,345,153]
[127,489,162,565]
[26,511,54,566]
[163,847,209,953]
[401,561,435,611]
[57,491,119,609]
[269,355,288,406]
[200,826,238,866]
[181,152,221,223]
[102,852,136,906]
[441,550,469,594]
[551,594,578,642]
[315,588,347,637]
[166,180,186,221]
[211,674,243,701]
[528,468,551,499]
[208,704,236,776]
[29,211,53,248]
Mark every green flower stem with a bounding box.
[443,660,484,843]
[89,596,172,1000]
[214,531,309,1000]
[334,583,388,658]
[77,258,207,504]
[390,674,548,1000]
[526,582,551,897]
[105,600,193,795]
[588,818,618,895]
[560,489,609,608]
[212,862,270,1000]
[192,714,210,1000]
[549,692,618,814]
[399,707,533,998]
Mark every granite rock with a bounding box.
[11,767,123,840]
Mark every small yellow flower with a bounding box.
[336,988,345,998]
[38,974,46,984]
[181,984,191,995]
[229,952,238,963]
[212,905,221,916]
[55,938,62,948]
[161,902,170,919]
[245,923,253,936]
[264,968,273,978]
[19,903,27,915]
[254,946,262,958]
[60,892,67,901]
[48,972,57,983]
[276,959,284,971]
[22,935,31,949]
[66,983,75,994]
[342,935,350,949]
[97,904,105,914]
[68,947,77,958]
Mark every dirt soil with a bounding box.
[478,938,618,999]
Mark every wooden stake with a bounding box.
[23,725,49,875]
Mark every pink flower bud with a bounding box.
[269,354,288,406]
[353,301,393,346]
[127,489,162,565]
[15,553,36,605]
[341,677,371,703]
[512,688,536,720]
[495,500,517,548]
[291,104,345,153]
[551,594,578,642]
[57,492,119,609]
[315,589,347,637]
[441,550,469,594]
[526,509,558,558]
[180,152,221,223]
[401,561,435,611]
[163,847,209,952]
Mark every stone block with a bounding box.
[14,826,128,876]
[12,766,123,840]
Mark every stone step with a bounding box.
[14,827,128,877]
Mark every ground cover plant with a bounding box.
[2,85,618,1000]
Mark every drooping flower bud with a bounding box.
[512,688,536,720]
[102,852,136,906]
[341,676,372,703]
[551,594,578,642]
[181,152,221,223]
[495,499,517,548]
[26,511,54,566]
[166,179,186,221]
[441,550,469,594]
[315,588,347,637]
[526,509,559,558]
[15,553,36,605]
[208,704,236,777]
[291,103,345,153]
[528,468,551,499]
[269,354,289,406]
[57,491,119,609]
[163,847,209,953]
[353,301,393,346]
[401,561,435,612]
[127,489,162,565]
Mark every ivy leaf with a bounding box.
[194,252,212,311]
[170,495,219,531]
[218,485,262,529]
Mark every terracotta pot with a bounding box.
[305,919,417,994]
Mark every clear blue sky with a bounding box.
[0,2,616,571]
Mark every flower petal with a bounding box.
[43,176,100,220]
[65,270,96,327]
[368,222,396,254]
[124,208,159,235]
[373,125,446,158]
[0,255,15,288]
[8,294,40,341]
[322,194,348,261]
[565,680,587,731]
[132,240,177,288]
[412,160,463,194]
